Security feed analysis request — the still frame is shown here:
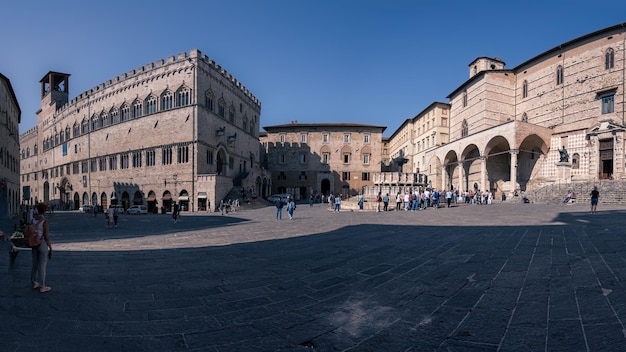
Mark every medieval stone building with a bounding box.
[424,23,626,202]
[0,73,21,218]
[19,49,267,212]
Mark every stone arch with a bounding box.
[427,155,443,190]
[443,150,460,192]
[484,135,512,196]
[216,145,228,176]
[461,144,481,192]
[518,134,550,191]
[100,192,108,209]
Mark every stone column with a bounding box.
[480,156,487,192]
[510,150,519,193]
[614,132,623,179]
[458,161,464,192]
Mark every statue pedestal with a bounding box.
[556,162,572,183]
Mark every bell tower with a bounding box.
[39,71,70,116]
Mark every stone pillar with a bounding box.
[480,156,487,192]
[510,150,519,193]
[614,132,624,179]
[458,161,466,192]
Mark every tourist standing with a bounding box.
[31,202,53,293]
[590,186,599,214]
[275,198,284,220]
[286,197,296,220]
[334,195,341,213]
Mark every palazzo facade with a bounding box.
[0,73,21,218]
[261,123,386,199]
[19,49,266,213]
[424,23,626,199]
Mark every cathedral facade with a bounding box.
[424,23,626,199]
[19,49,266,212]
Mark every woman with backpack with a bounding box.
[31,202,53,293]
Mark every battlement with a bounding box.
[53,49,261,120]
[18,125,38,139]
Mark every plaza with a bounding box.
[1,202,626,351]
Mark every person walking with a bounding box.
[376,192,382,212]
[275,197,284,220]
[172,202,180,223]
[383,193,390,212]
[358,192,364,210]
[31,202,53,293]
[590,186,599,214]
[286,197,296,220]
[446,190,453,208]
[106,206,114,228]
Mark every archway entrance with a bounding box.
[147,191,157,213]
[162,191,172,213]
[321,179,330,199]
[216,149,226,176]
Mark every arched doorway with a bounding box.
[162,190,172,213]
[321,179,330,199]
[147,190,157,213]
[216,149,227,176]
[100,192,108,209]
[82,192,89,206]
[121,191,130,209]
[178,190,189,211]
[73,193,80,210]
[133,191,143,205]
[110,192,119,206]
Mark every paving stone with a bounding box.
[2,203,626,350]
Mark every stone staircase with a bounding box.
[523,181,626,205]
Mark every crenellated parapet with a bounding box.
[50,49,260,122]
[18,125,38,139]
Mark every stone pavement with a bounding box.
[1,202,626,351]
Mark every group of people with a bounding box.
[374,189,466,212]
[218,198,240,215]
[275,196,297,219]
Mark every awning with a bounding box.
[197,192,207,199]
[162,194,172,200]
[178,196,189,201]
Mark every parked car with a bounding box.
[267,194,291,204]
[126,205,148,215]
[79,204,93,213]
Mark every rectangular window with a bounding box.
[146,150,156,166]
[441,117,447,127]
[90,159,97,172]
[279,134,285,144]
[121,154,129,169]
[81,161,88,174]
[343,153,350,164]
[133,152,142,168]
[62,143,68,156]
[279,153,285,164]
[322,152,329,164]
[344,134,350,143]
[364,134,370,143]
[162,148,173,165]
[322,133,329,143]
[301,134,307,143]
[206,150,214,165]
[362,172,370,181]
[363,153,370,164]
[342,172,350,181]
[299,153,306,164]
[602,94,614,114]
[177,146,189,163]
[109,155,118,170]
[73,162,79,174]
[99,158,106,171]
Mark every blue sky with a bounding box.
[2,0,626,135]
